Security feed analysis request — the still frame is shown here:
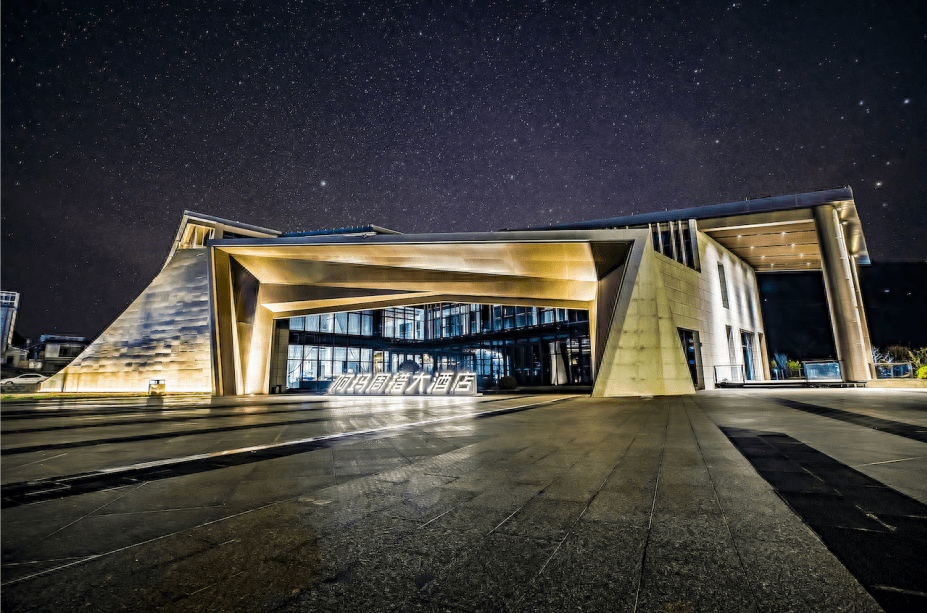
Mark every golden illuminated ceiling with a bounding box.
[697,200,868,272]
[214,234,634,318]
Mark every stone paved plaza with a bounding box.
[2,389,925,612]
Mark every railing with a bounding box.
[771,366,804,380]
[874,362,914,379]
[714,364,746,385]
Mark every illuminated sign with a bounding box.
[327,371,478,396]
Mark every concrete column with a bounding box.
[209,248,239,396]
[813,205,873,381]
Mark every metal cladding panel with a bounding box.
[42,249,212,393]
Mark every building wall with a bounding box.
[0,291,20,355]
[42,249,213,393]
[657,231,765,389]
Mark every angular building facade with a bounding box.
[43,187,874,396]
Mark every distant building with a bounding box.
[45,188,875,396]
[27,335,91,375]
[1,291,20,357]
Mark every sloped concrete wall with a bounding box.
[42,249,212,393]
[593,245,695,397]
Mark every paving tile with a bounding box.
[422,533,558,612]
[4,391,911,613]
[494,498,587,541]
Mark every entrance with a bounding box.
[677,328,701,388]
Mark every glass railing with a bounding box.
[803,361,841,381]
[874,362,913,379]
[713,364,745,385]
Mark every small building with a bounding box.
[43,187,874,396]
[27,335,91,375]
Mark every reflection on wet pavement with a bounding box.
[2,389,924,611]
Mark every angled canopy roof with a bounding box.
[510,187,869,271]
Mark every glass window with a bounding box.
[287,345,302,361]
[362,313,373,336]
[661,223,674,259]
[673,223,685,264]
[718,263,730,309]
[348,312,361,335]
[306,314,319,332]
[301,345,318,381]
[290,317,305,331]
[516,307,527,328]
[681,222,695,268]
[301,358,316,381]
[540,308,554,324]
[334,312,348,334]
[384,316,394,337]
[318,345,332,380]
[287,360,302,388]
[319,313,333,333]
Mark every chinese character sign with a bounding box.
[327,372,478,396]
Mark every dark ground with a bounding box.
[2,389,926,612]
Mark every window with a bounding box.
[179,223,215,249]
[673,222,684,264]
[334,312,348,335]
[347,312,360,335]
[718,263,730,309]
[361,312,373,336]
[660,223,674,259]
[681,222,696,269]
[741,331,756,381]
[726,326,737,366]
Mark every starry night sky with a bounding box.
[3,0,925,340]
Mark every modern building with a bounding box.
[1,290,20,356]
[42,187,874,396]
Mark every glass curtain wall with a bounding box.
[284,304,590,391]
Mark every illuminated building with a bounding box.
[43,187,874,396]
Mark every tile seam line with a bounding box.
[529,409,649,581]
[683,397,761,612]
[631,404,669,613]
[0,499,289,587]
[3,398,576,586]
[4,396,580,494]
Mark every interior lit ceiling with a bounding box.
[215,237,633,318]
[697,200,868,273]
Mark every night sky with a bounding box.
[3,1,925,340]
